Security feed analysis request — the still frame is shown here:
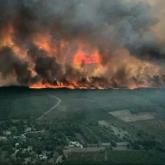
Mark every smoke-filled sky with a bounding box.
[0,0,164,88]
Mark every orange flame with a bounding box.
[33,32,56,55]
[29,82,91,89]
[73,49,101,65]
[0,24,163,90]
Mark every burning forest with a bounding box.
[0,0,165,89]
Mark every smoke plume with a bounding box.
[0,0,164,89]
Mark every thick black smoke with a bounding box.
[28,45,63,83]
[0,0,164,87]
[0,47,31,85]
[0,0,157,48]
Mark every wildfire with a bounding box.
[0,24,28,60]
[29,82,92,89]
[33,32,57,55]
[0,25,164,90]
[128,82,151,90]
[73,49,101,65]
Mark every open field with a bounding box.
[109,110,154,122]
[1,87,165,119]
[0,87,165,164]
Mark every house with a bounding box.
[114,142,129,150]
[63,147,106,160]
[68,141,83,149]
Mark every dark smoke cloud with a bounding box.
[0,0,156,49]
[0,0,164,87]
[0,47,31,85]
[28,45,63,83]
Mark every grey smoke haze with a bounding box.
[0,0,157,50]
[0,0,164,87]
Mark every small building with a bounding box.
[3,130,11,136]
[63,147,106,160]
[114,142,129,150]
[68,141,83,149]
[0,136,7,142]
[25,127,32,133]
[100,142,111,148]
[39,151,48,160]
[98,120,110,128]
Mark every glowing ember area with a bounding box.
[29,80,101,90]
[29,81,106,90]
[30,82,79,89]
[128,83,152,90]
